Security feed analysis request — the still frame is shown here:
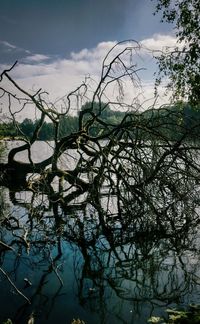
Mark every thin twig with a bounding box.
[0,266,31,304]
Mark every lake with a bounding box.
[0,141,200,324]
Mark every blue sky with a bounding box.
[0,0,177,119]
[0,0,171,62]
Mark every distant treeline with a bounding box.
[141,103,200,141]
[0,102,200,141]
[0,102,125,140]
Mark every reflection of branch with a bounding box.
[49,250,64,286]
[0,266,31,304]
[0,239,15,252]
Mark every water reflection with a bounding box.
[0,185,200,324]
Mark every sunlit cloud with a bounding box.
[141,33,178,51]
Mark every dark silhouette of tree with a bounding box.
[0,41,200,204]
[1,40,200,324]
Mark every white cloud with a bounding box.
[71,41,117,61]
[0,34,176,120]
[24,54,50,63]
[0,40,17,49]
[141,33,184,54]
[0,40,31,55]
[141,34,176,50]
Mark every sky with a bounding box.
[0,0,177,120]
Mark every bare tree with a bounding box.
[0,43,200,322]
[0,41,200,211]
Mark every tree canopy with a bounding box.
[154,0,200,105]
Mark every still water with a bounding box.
[0,141,200,324]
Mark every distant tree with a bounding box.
[37,120,55,140]
[0,121,18,138]
[154,0,200,105]
[20,118,34,137]
[80,102,125,136]
[58,115,78,138]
